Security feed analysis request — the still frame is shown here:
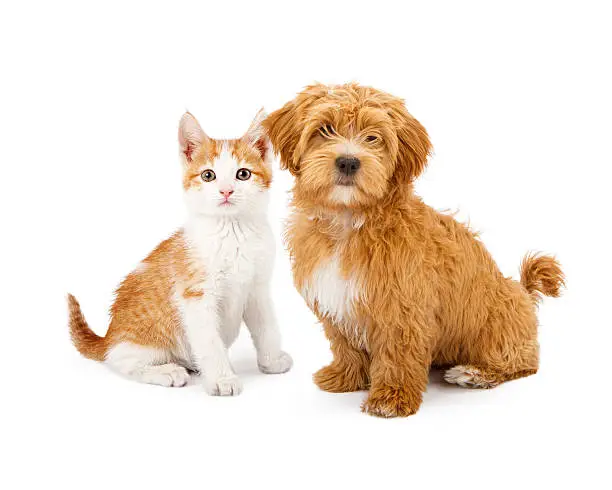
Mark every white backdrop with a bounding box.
[1,1,610,489]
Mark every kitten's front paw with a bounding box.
[258,351,293,374]
[204,375,243,396]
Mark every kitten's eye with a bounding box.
[236,168,252,181]
[319,124,336,138]
[201,169,216,182]
[365,135,378,143]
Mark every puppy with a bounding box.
[264,83,564,417]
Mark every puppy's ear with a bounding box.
[242,108,271,162]
[179,112,208,164]
[387,99,431,182]
[263,101,302,175]
[264,84,330,175]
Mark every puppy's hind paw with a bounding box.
[258,351,293,374]
[443,365,500,389]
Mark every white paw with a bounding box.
[142,364,190,387]
[444,365,475,387]
[258,351,293,374]
[204,375,243,396]
[443,365,497,389]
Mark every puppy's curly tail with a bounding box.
[520,253,565,304]
[67,294,108,361]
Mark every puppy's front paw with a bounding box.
[258,351,293,374]
[314,363,369,392]
[204,375,243,396]
[361,386,421,418]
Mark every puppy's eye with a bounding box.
[201,169,216,182]
[319,125,336,138]
[236,168,252,181]
[365,135,378,143]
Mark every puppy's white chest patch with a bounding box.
[301,254,361,324]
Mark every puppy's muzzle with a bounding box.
[335,156,360,181]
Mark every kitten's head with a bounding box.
[178,110,272,216]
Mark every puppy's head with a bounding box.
[264,83,431,210]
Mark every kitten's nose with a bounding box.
[220,190,234,199]
[335,156,360,176]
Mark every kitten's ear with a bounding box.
[178,112,207,163]
[243,108,271,161]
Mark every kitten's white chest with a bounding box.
[215,229,257,281]
[301,254,360,324]
[187,219,265,289]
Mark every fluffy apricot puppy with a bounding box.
[264,83,564,417]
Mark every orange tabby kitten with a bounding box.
[68,110,292,395]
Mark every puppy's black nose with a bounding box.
[335,156,360,176]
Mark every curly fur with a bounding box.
[264,82,564,417]
[520,252,565,304]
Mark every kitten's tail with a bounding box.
[520,253,565,304]
[67,294,108,361]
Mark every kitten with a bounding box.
[68,110,292,395]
